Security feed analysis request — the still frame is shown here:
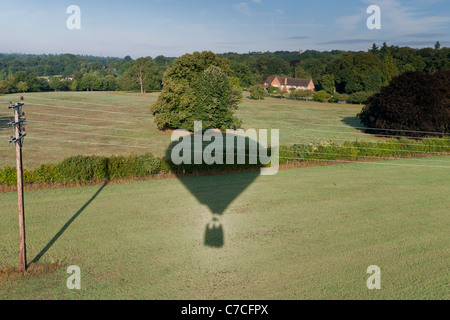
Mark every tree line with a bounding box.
[0,42,449,96]
[0,54,174,94]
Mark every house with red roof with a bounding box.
[264,76,315,92]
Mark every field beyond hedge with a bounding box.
[0,159,449,299]
[0,91,380,169]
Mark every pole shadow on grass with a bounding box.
[31,182,108,264]
[165,132,266,248]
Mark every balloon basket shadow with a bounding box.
[204,216,224,248]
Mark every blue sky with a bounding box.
[0,0,449,58]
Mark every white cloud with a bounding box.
[275,9,284,15]
[233,2,252,16]
[335,0,450,36]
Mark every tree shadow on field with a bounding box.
[165,132,267,248]
[341,117,366,131]
[31,182,108,264]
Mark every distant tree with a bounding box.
[102,75,117,91]
[88,61,105,73]
[299,58,327,80]
[0,80,12,94]
[435,41,441,50]
[318,74,335,94]
[383,52,399,82]
[330,92,349,103]
[296,89,314,100]
[69,79,79,91]
[230,61,254,88]
[313,90,331,103]
[16,81,28,93]
[369,43,379,56]
[12,71,28,86]
[121,57,159,93]
[348,91,374,104]
[252,55,290,78]
[290,59,301,78]
[364,70,383,92]
[331,52,386,94]
[80,73,97,91]
[379,42,389,59]
[248,85,266,100]
[49,76,63,91]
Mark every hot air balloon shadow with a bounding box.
[164,131,269,248]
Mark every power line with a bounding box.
[24,95,152,110]
[289,134,450,149]
[26,102,153,117]
[283,141,449,155]
[3,133,449,170]
[9,97,450,137]
[277,156,450,169]
[5,96,450,136]
[26,136,153,149]
[268,120,450,136]
[24,123,450,156]
[32,127,157,142]
[29,120,150,133]
[296,128,450,141]
[279,150,450,163]
[25,111,138,124]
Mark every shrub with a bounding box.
[268,86,278,94]
[348,91,374,104]
[0,166,17,186]
[313,90,331,103]
[248,85,267,100]
[330,93,349,103]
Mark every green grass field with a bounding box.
[1,91,448,300]
[0,91,378,169]
[0,159,448,300]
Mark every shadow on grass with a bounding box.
[341,116,365,131]
[180,172,260,248]
[30,182,108,264]
[165,133,264,248]
[0,116,12,130]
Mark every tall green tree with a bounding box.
[365,70,383,92]
[121,57,159,93]
[151,51,240,131]
[49,76,64,91]
[318,74,335,94]
[383,52,399,82]
[16,81,28,93]
[80,73,97,91]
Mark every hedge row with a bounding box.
[0,154,162,186]
[278,137,450,163]
[1,137,449,186]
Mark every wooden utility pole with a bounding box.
[8,98,27,272]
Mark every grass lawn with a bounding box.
[0,91,377,169]
[0,158,448,300]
